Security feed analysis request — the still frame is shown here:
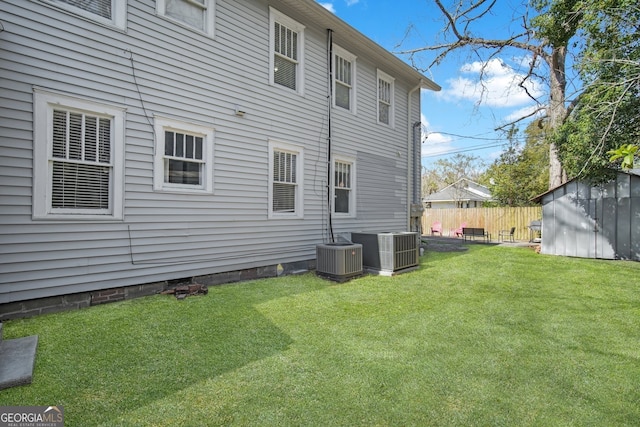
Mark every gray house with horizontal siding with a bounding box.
[0,0,440,316]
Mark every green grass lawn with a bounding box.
[2,245,639,426]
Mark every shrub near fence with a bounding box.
[422,206,542,241]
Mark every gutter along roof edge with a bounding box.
[274,0,441,91]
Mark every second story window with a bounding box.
[47,0,126,29]
[377,69,395,126]
[270,8,305,94]
[333,45,357,112]
[157,0,215,36]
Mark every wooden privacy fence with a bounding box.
[422,206,542,241]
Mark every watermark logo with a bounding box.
[0,406,63,427]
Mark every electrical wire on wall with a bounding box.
[124,49,154,135]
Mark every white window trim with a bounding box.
[268,139,304,219]
[269,7,305,95]
[332,44,357,113]
[33,89,125,220]
[331,154,356,217]
[41,0,127,30]
[377,69,395,127]
[153,116,215,194]
[156,0,216,37]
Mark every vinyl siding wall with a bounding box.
[0,0,422,303]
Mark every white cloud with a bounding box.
[502,104,545,123]
[421,114,454,157]
[318,2,336,13]
[422,135,455,157]
[487,149,504,161]
[345,0,360,5]
[437,58,544,108]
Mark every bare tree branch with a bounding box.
[400,0,589,188]
[395,0,547,69]
[494,106,546,132]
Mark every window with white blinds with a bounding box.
[57,0,112,19]
[333,45,356,112]
[157,0,215,36]
[377,70,395,126]
[273,150,297,212]
[274,22,298,90]
[48,0,126,28]
[153,117,214,193]
[33,90,125,220]
[269,140,303,218]
[270,8,304,94]
[333,157,355,216]
[51,110,112,210]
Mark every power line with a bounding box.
[422,141,507,158]
[424,131,530,144]
[426,131,503,141]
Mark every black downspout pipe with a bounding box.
[327,29,334,242]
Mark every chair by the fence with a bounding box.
[499,227,516,242]
[452,222,467,238]
[430,221,442,235]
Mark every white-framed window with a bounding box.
[333,45,356,112]
[45,0,127,29]
[153,116,214,193]
[156,0,215,36]
[332,156,356,216]
[268,140,304,218]
[33,89,125,220]
[377,69,395,126]
[269,7,305,94]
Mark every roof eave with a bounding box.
[273,0,441,92]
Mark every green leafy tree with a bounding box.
[401,0,640,187]
[554,1,640,179]
[608,144,638,170]
[483,121,549,206]
[399,0,587,189]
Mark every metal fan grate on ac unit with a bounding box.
[351,232,419,275]
[315,243,363,282]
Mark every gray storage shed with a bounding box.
[534,170,640,261]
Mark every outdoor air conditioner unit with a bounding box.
[316,243,363,281]
[350,232,419,275]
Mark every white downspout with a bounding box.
[407,81,422,232]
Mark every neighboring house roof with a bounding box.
[275,0,441,92]
[423,178,492,203]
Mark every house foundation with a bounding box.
[0,260,314,321]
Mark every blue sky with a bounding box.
[317,0,545,170]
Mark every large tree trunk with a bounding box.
[414,0,578,189]
[547,47,568,189]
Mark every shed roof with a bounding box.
[531,168,640,203]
